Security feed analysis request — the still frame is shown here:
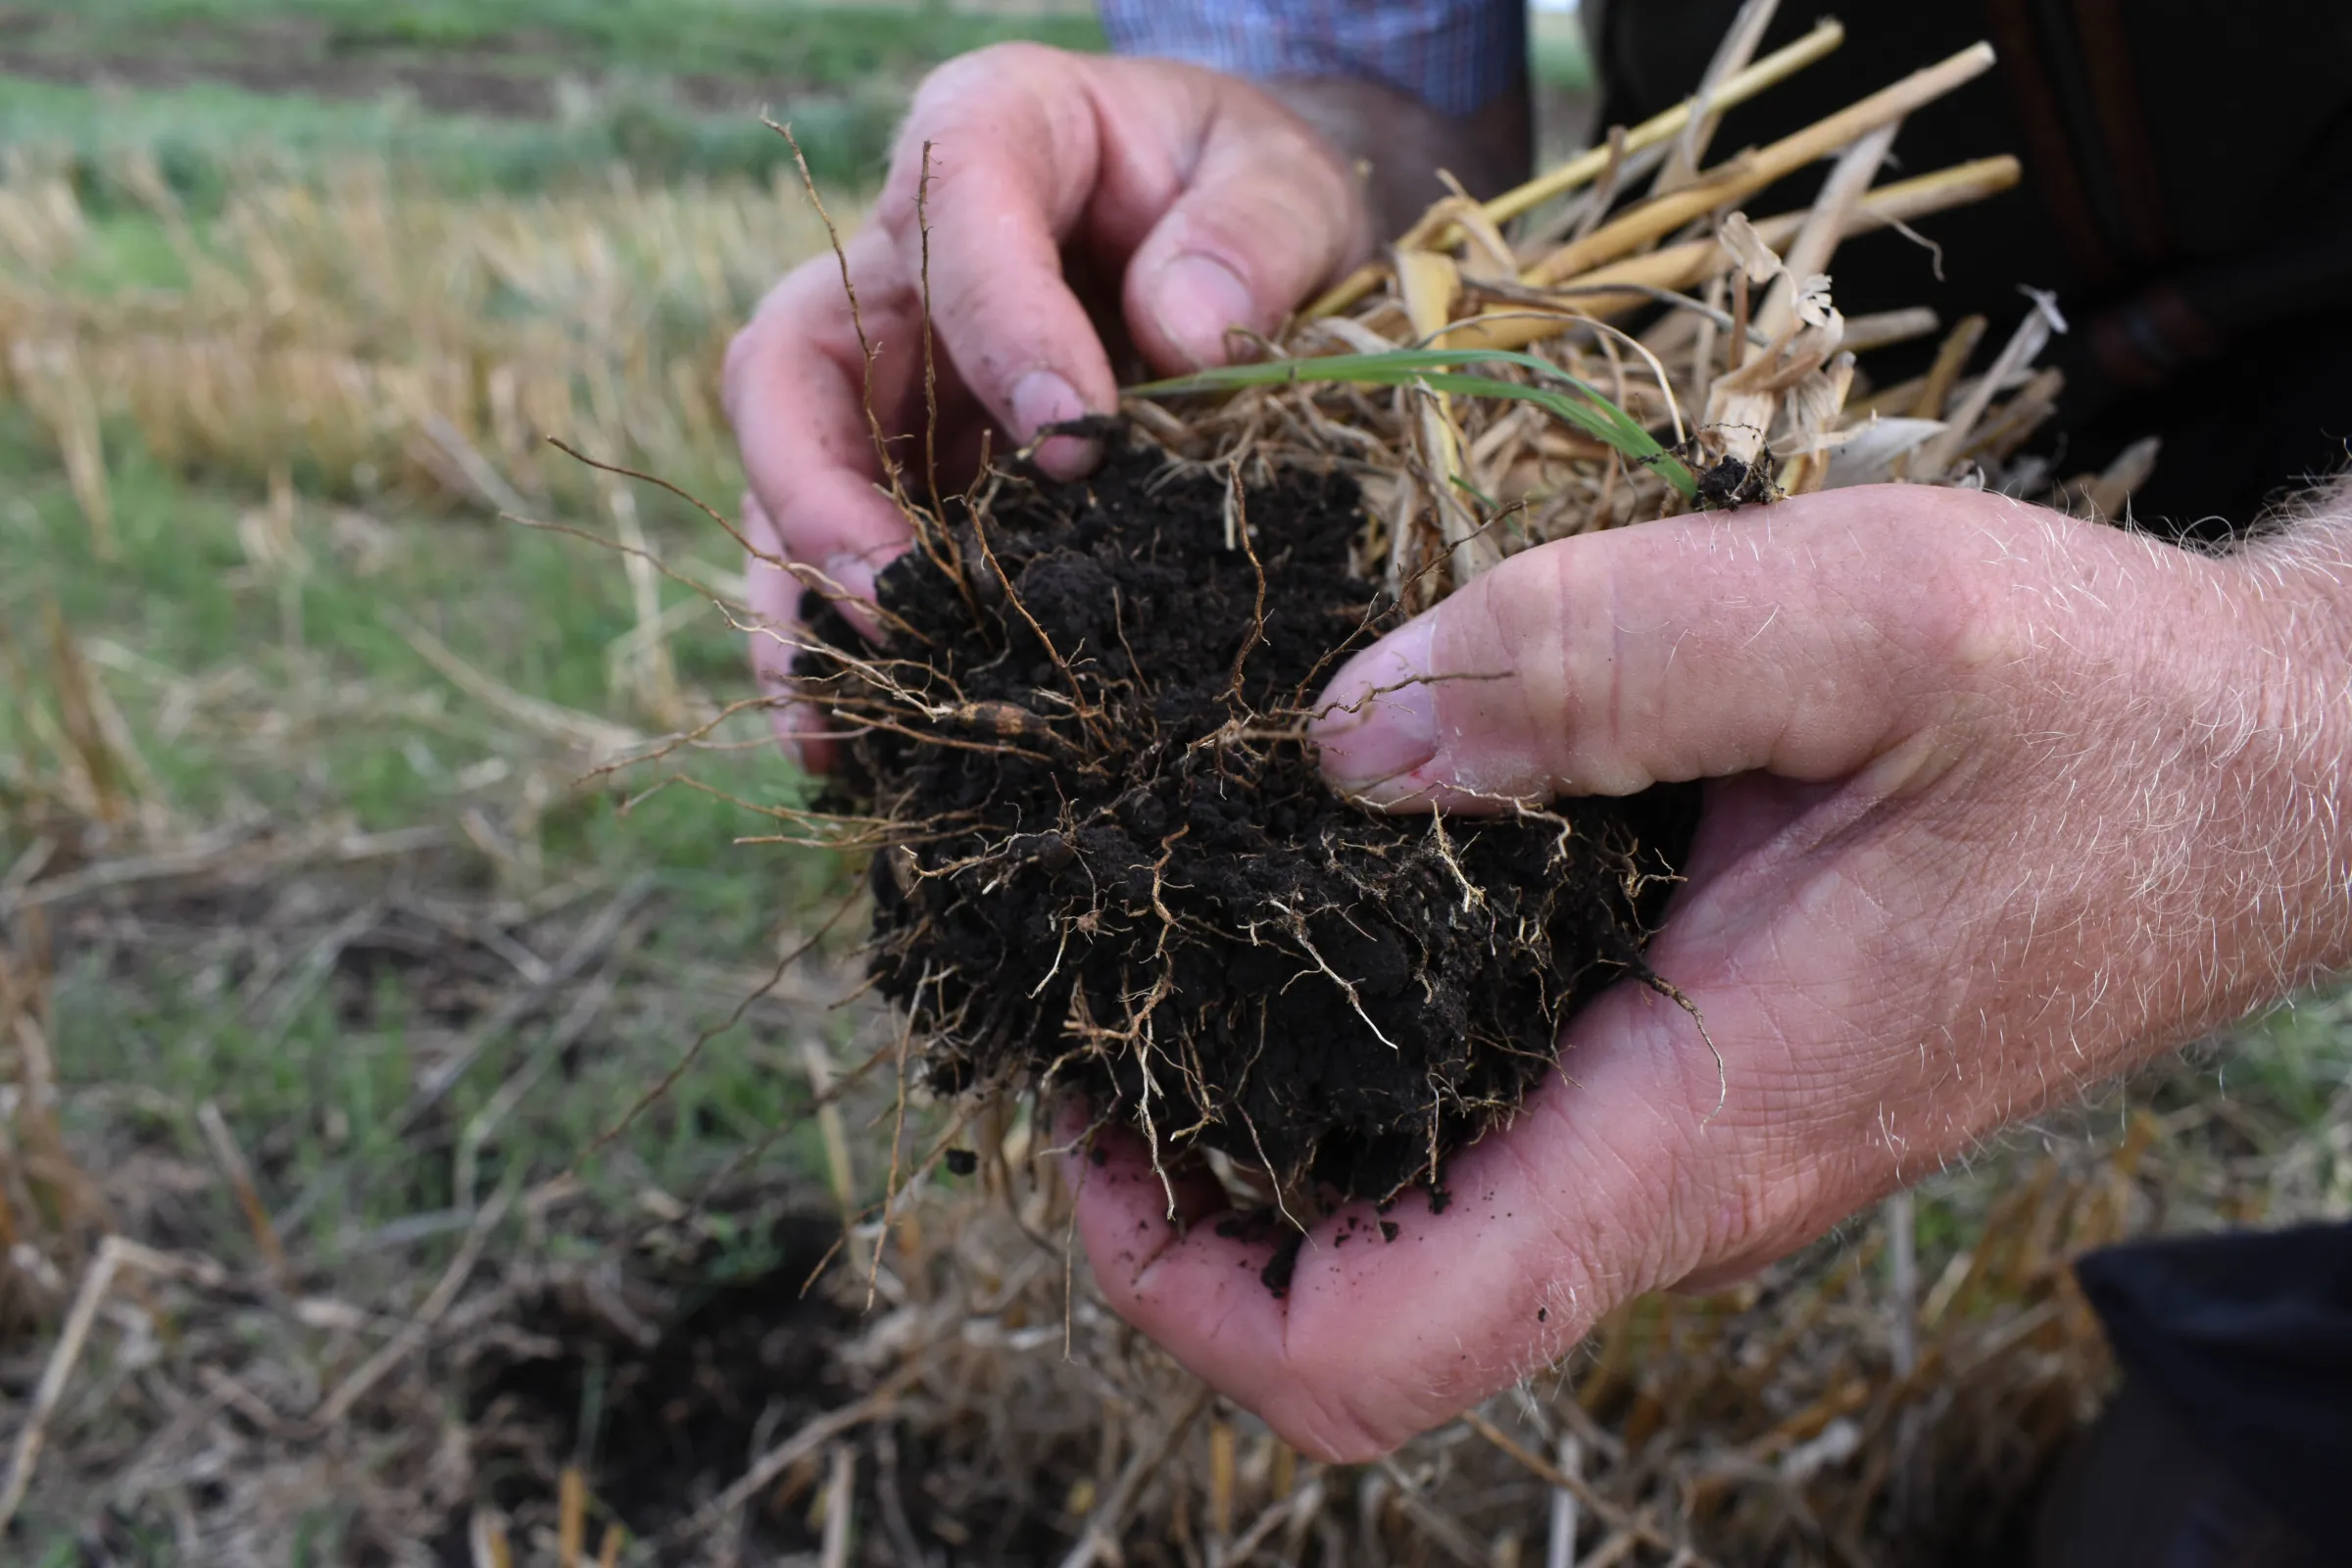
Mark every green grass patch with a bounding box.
[0,411,855,1241]
[0,417,803,848]
[1531,10,1595,92]
[1134,347,1698,496]
[0,2,1107,198]
[46,920,852,1249]
[0,73,893,201]
[35,0,1104,91]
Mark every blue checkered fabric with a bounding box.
[1100,0,1528,117]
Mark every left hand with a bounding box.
[721,45,1374,767]
[1065,483,2352,1459]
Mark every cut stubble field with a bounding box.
[0,6,2345,1565]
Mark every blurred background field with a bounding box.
[0,4,2341,1564]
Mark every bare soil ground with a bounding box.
[0,9,766,118]
[0,838,895,1561]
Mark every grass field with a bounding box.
[0,9,956,1554]
[0,123,864,1238]
[0,0,1102,189]
[0,5,2342,1564]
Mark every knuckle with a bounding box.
[719,319,764,422]
[1890,502,2048,698]
[720,258,848,426]
[902,41,1070,158]
[1263,1376,1411,1463]
[1267,1301,1442,1460]
[1469,540,1575,664]
[1262,120,1363,222]
[1471,540,1619,789]
[1920,567,2026,691]
[930,37,1068,87]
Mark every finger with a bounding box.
[883,44,1124,478]
[1060,1115,1233,1239]
[1114,84,1372,370]
[1067,1117,1293,1396]
[1309,486,2052,809]
[742,490,844,772]
[723,226,921,583]
[889,50,1372,464]
[1074,974,1746,1460]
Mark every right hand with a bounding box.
[723,43,1375,764]
[1067,482,2352,1459]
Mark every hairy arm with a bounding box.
[2222,492,2352,997]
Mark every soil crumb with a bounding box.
[808,439,1690,1203]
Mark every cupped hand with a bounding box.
[1069,484,2352,1459]
[724,44,1373,763]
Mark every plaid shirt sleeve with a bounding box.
[1099,0,1528,118]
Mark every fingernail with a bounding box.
[1151,252,1256,368]
[807,551,890,642]
[739,489,777,548]
[1311,617,1441,801]
[1009,368,1085,436]
[819,551,878,604]
[1009,368,1101,479]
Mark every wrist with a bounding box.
[2231,497,2352,981]
[1263,76,1532,238]
[1099,0,1532,238]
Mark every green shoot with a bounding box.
[1129,348,1698,499]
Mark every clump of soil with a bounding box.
[806,438,1690,1203]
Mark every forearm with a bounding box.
[1950,494,2352,1105]
[2227,490,2352,992]
[1958,492,2352,1116]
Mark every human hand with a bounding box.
[723,44,1373,763]
[1068,484,2352,1458]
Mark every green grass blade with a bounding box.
[1130,349,1697,498]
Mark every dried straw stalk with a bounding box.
[1130,20,2157,615]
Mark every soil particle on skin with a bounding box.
[1260,1230,1307,1297]
[808,439,1691,1205]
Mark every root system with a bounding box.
[806,441,1690,1204]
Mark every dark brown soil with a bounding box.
[460,1205,1095,1564]
[808,440,1691,1205]
[462,1212,854,1561]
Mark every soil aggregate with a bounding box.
[807,437,1693,1205]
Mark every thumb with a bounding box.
[1120,91,1373,370]
[1309,488,2036,808]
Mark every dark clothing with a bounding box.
[2072,1224,2352,1559]
[2033,1376,2334,1567]
[1592,0,2352,532]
